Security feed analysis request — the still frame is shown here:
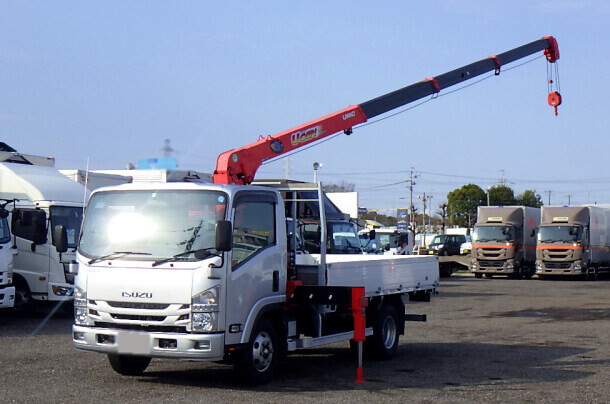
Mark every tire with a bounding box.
[474,273,483,279]
[235,318,278,385]
[12,277,33,313]
[107,354,151,376]
[368,304,400,360]
[484,274,493,278]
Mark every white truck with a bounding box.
[0,162,87,310]
[60,169,133,191]
[59,36,561,383]
[60,181,437,384]
[535,205,610,279]
[0,202,16,309]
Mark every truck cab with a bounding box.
[0,162,86,310]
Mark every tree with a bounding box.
[437,202,448,234]
[447,184,485,227]
[488,185,515,206]
[323,181,355,192]
[515,190,543,208]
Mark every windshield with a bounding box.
[329,222,361,253]
[0,215,9,244]
[537,225,581,243]
[431,235,446,244]
[50,206,83,248]
[301,221,361,254]
[79,190,228,262]
[472,225,514,242]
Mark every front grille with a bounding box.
[479,260,504,268]
[95,321,187,333]
[543,261,572,269]
[106,301,171,310]
[111,313,166,321]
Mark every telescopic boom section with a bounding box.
[213,36,559,185]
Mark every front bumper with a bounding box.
[72,325,225,360]
[471,260,515,274]
[536,261,582,276]
[0,286,15,309]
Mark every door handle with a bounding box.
[272,270,279,292]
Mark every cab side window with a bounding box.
[231,196,276,270]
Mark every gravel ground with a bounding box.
[1,274,608,403]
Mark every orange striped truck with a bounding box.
[535,205,610,280]
[470,206,540,279]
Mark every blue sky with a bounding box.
[2,1,609,214]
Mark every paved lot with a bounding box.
[1,275,608,403]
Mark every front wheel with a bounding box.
[12,277,32,313]
[234,318,278,385]
[107,354,151,376]
[368,304,400,360]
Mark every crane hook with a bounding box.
[548,91,562,116]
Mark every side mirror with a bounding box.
[530,228,536,237]
[215,220,233,252]
[0,208,8,219]
[369,229,376,240]
[54,225,68,253]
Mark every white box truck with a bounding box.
[0,163,87,310]
[536,205,610,279]
[0,202,16,309]
[470,206,540,278]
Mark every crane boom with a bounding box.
[214,36,560,185]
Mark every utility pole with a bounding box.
[407,167,418,243]
[545,190,552,205]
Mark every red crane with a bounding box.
[214,36,560,185]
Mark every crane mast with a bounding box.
[214,36,560,185]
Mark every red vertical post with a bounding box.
[351,287,366,383]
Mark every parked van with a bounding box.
[427,234,466,256]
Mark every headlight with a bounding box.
[437,244,444,249]
[74,286,87,307]
[73,287,90,326]
[506,262,514,271]
[535,262,542,272]
[192,312,218,332]
[470,260,477,271]
[574,262,582,272]
[192,286,220,332]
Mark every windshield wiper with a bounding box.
[152,248,217,267]
[88,251,152,265]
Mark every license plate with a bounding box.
[117,331,150,355]
[429,251,434,255]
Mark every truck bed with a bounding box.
[295,254,439,297]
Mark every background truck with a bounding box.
[60,169,133,191]
[535,205,610,280]
[470,206,540,279]
[0,161,87,311]
[359,227,412,255]
[0,201,16,309]
[59,36,560,384]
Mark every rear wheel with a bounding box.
[474,273,483,279]
[234,318,278,385]
[367,304,400,360]
[107,354,151,376]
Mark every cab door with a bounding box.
[224,191,286,346]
